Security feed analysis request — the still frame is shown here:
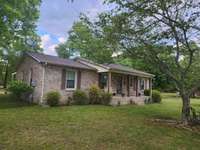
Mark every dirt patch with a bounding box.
[149,118,200,133]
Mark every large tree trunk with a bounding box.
[3,63,9,89]
[181,94,191,125]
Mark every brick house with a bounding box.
[16,52,154,105]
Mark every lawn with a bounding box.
[0,93,200,150]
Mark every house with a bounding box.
[16,52,154,105]
[195,90,200,97]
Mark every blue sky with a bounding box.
[37,0,110,55]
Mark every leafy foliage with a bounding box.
[152,90,162,103]
[144,89,150,96]
[95,0,200,123]
[55,15,115,63]
[100,91,112,105]
[55,42,72,59]
[88,85,101,104]
[0,0,42,88]
[72,90,88,105]
[45,91,61,106]
[8,80,33,98]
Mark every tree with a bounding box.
[55,42,72,59]
[0,0,42,87]
[56,15,115,63]
[100,0,200,124]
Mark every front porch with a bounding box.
[99,72,152,105]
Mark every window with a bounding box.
[140,79,145,90]
[99,73,107,89]
[66,70,77,89]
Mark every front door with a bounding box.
[116,76,122,94]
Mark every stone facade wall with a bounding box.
[43,65,98,104]
[80,70,98,90]
[16,57,43,103]
[111,96,149,106]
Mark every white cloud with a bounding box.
[40,34,50,48]
[40,35,68,56]
[45,44,57,55]
[58,37,66,43]
[40,34,57,55]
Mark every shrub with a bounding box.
[8,80,33,99]
[46,91,60,106]
[88,85,101,104]
[100,92,112,105]
[73,90,88,105]
[152,90,162,103]
[144,89,150,96]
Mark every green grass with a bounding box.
[0,93,200,150]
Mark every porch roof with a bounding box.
[104,64,154,78]
[73,57,154,78]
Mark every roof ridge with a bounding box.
[26,52,96,70]
[27,52,73,61]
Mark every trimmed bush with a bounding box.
[8,80,33,99]
[152,90,162,103]
[73,90,88,105]
[46,91,60,106]
[144,89,150,96]
[88,85,101,104]
[100,92,112,105]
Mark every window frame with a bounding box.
[65,69,77,90]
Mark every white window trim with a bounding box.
[65,69,77,91]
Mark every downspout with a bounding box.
[40,62,47,104]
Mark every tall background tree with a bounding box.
[0,0,42,88]
[98,0,200,124]
[56,14,115,63]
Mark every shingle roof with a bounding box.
[26,52,95,70]
[104,63,154,77]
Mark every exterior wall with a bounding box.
[111,96,149,105]
[195,91,200,97]
[16,57,43,103]
[80,70,98,90]
[43,64,98,104]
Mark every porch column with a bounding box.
[136,76,139,97]
[127,75,130,96]
[150,78,153,98]
[108,72,112,93]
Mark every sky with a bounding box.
[37,0,110,56]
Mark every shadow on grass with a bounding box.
[0,94,35,109]
[153,115,177,121]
